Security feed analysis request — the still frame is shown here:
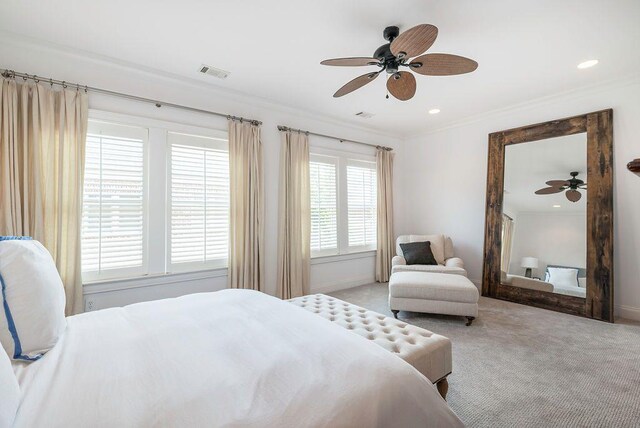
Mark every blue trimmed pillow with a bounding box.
[0,237,66,361]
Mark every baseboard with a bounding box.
[310,276,374,294]
[615,304,640,322]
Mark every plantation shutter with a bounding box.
[309,155,338,255]
[81,121,148,280]
[168,132,229,270]
[347,161,377,249]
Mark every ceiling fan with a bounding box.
[320,24,478,101]
[534,172,587,202]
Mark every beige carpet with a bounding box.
[329,283,640,428]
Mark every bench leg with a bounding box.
[436,378,449,400]
[465,316,475,326]
[391,310,399,319]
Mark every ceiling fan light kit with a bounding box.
[321,24,478,101]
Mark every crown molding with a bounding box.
[406,73,640,139]
[0,30,398,143]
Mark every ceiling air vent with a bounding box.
[199,64,230,79]
[355,111,375,119]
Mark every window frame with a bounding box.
[309,153,340,258]
[345,158,377,252]
[81,119,150,283]
[82,110,228,284]
[308,146,377,259]
[166,131,230,273]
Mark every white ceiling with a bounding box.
[504,133,587,214]
[1,0,638,135]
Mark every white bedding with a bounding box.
[11,289,462,428]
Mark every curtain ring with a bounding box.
[62,81,67,88]
[34,75,39,83]
[49,78,54,87]
[84,85,88,93]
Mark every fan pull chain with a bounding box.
[386,75,390,99]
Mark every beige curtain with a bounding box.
[276,131,310,299]
[375,149,395,282]
[0,77,88,315]
[227,120,264,291]
[501,214,514,272]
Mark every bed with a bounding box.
[10,289,462,427]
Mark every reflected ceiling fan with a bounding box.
[535,172,587,202]
[320,24,478,101]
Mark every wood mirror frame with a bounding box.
[481,109,614,322]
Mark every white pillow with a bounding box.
[547,267,579,288]
[0,237,66,361]
[0,348,20,427]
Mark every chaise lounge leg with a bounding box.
[391,310,399,319]
[436,378,449,400]
[465,316,475,326]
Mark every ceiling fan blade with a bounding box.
[566,189,582,202]
[386,71,416,101]
[321,57,381,67]
[409,53,478,76]
[535,187,564,195]
[333,71,380,98]
[390,24,438,59]
[545,180,570,187]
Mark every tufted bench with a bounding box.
[288,294,452,399]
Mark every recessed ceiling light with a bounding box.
[428,108,440,115]
[553,204,561,208]
[577,60,598,69]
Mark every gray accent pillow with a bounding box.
[399,241,438,266]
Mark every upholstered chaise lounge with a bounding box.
[389,234,479,325]
[391,234,466,276]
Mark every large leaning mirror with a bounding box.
[482,110,614,322]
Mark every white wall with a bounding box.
[400,77,640,321]
[508,212,586,278]
[0,36,403,310]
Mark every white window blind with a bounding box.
[310,155,338,256]
[81,121,148,280]
[168,132,229,270]
[347,161,377,249]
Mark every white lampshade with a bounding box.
[521,257,539,269]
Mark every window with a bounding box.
[80,112,229,282]
[310,155,338,256]
[81,121,148,281]
[168,132,229,270]
[309,149,376,257]
[347,161,377,250]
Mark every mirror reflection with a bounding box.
[500,133,587,298]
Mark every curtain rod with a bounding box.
[277,125,392,151]
[1,69,262,126]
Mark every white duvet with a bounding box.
[11,290,462,427]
